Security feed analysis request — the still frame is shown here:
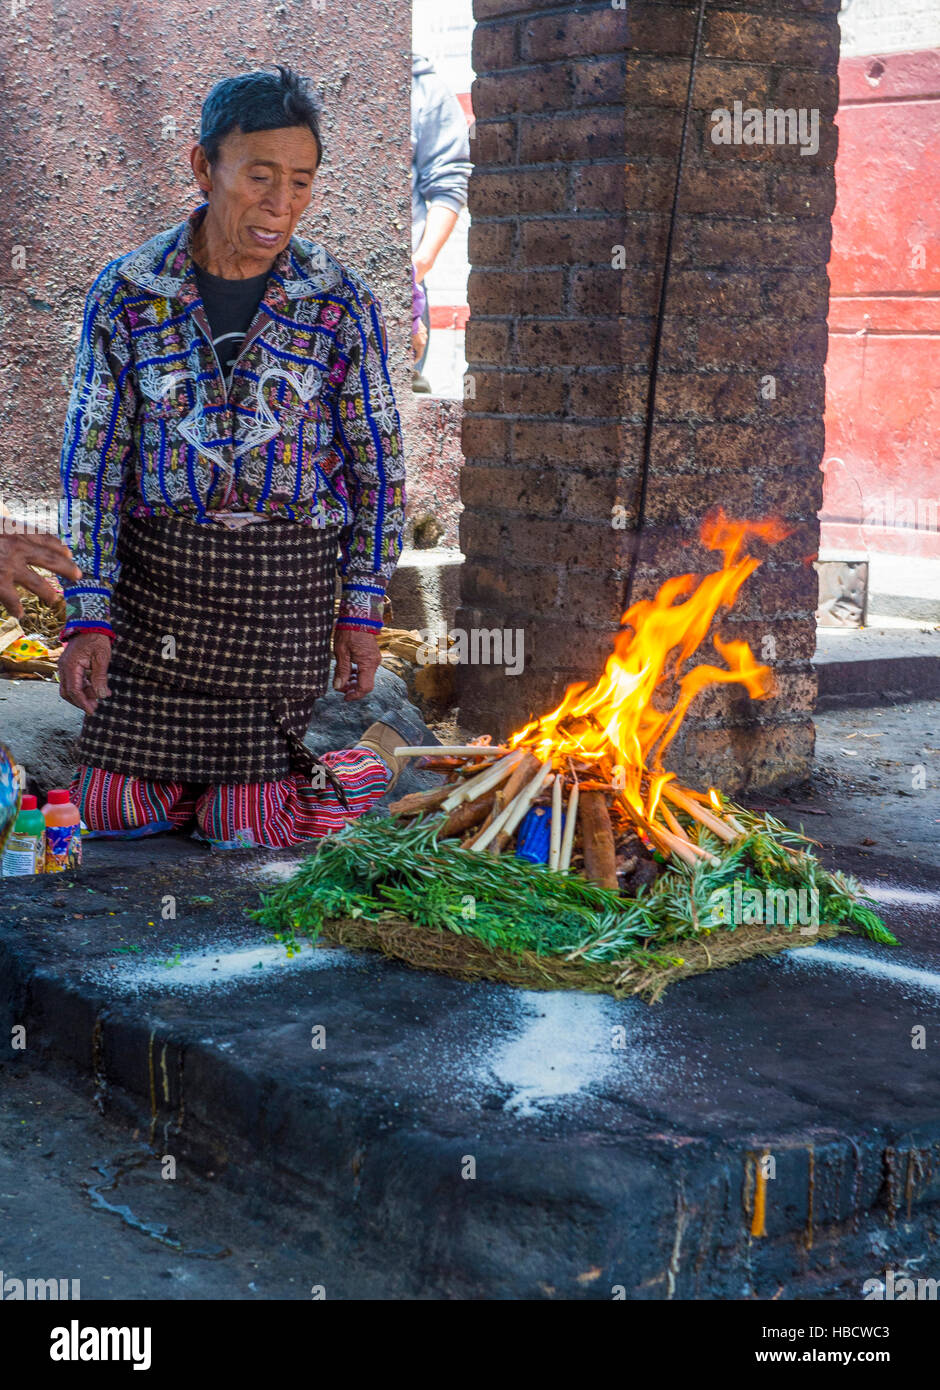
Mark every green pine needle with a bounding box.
[251,802,896,964]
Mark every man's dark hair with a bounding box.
[199,64,323,168]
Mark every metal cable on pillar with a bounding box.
[621,0,709,614]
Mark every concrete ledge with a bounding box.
[814,628,940,710]
[2,841,939,1297]
[387,547,463,632]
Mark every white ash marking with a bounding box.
[784,945,940,998]
[478,992,652,1117]
[858,881,940,908]
[88,941,360,994]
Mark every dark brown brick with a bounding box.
[694,219,832,269]
[644,470,758,527]
[705,11,839,68]
[471,65,571,120]
[667,270,763,317]
[763,269,831,321]
[511,420,626,464]
[472,18,517,73]
[760,469,825,519]
[469,168,567,216]
[467,220,514,268]
[563,469,640,527]
[471,120,516,166]
[522,8,627,63]
[769,169,837,218]
[570,54,627,107]
[569,369,647,419]
[624,107,684,159]
[460,464,562,518]
[462,561,563,613]
[460,415,510,460]
[518,111,624,163]
[693,422,824,473]
[572,162,625,212]
[520,215,629,266]
[627,3,697,56]
[680,164,767,218]
[516,318,649,366]
[472,0,548,21]
[623,161,674,210]
[501,370,567,414]
[694,319,829,371]
[464,319,511,364]
[571,266,658,315]
[468,268,564,316]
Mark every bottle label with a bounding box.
[2,832,42,876]
[45,823,79,873]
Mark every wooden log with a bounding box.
[438,792,497,838]
[579,791,618,890]
[491,760,553,855]
[558,782,579,872]
[548,773,564,871]
[440,748,525,812]
[472,760,550,854]
[393,745,508,758]
[658,804,721,867]
[661,782,738,842]
[466,787,505,848]
[478,751,539,853]
[388,784,453,817]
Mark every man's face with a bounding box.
[190,125,320,272]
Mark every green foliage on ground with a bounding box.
[252,806,896,965]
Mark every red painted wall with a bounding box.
[822,49,940,560]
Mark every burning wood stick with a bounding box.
[481,756,539,850]
[471,760,551,854]
[652,825,701,870]
[439,791,497,838]
[658,803,722,868]
[579,790,618,890]
[548,773,564,872]
[440,748,525,812]
[393,745,508,759]
[558,782,579,873]
[661,782,739,843]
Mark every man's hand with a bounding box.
[58,632,112,716]
[0,532,82,619]
[333,628,381,702]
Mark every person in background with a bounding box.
[411,53,471,392]
[411,264,429,389]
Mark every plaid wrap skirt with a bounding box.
[75,513,339,784]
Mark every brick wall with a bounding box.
[0,3,412,503]
[458,0,840,790]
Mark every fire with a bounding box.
[508,510,792,826]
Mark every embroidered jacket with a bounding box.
[59,203,405,639]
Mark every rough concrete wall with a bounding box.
[459,0,839,790]
[0,3,413,504]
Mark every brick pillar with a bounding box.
[458,0,839,790]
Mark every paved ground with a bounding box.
[0,1069,331,1299]
[1,696,938,1299]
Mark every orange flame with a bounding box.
[508,510,791,823]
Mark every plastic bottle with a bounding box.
[1,795,46,877]
[41,790,82,873]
